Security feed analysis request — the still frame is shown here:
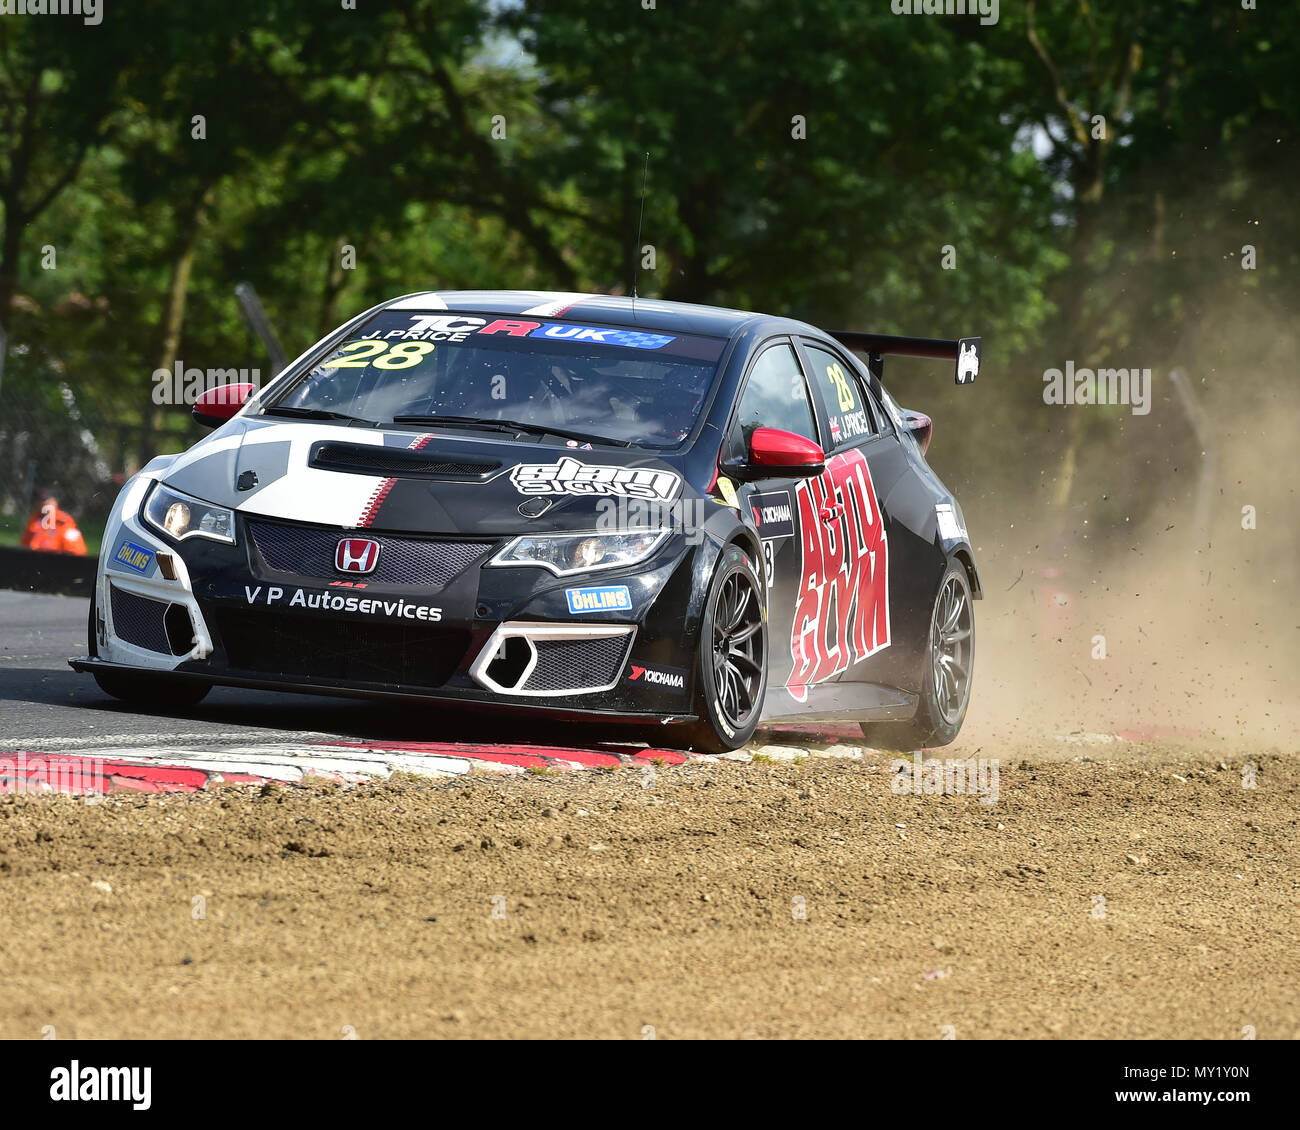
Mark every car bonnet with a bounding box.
[157,417,698,537]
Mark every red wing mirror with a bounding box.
[193,383,255,428]
[900,409,932,455]
[732,426,825,481]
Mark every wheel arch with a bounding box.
[726,526,763,576]
[682,525,769,753]
[949,544,983,600]
[678,518,764,650]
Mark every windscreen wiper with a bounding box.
[261,405,378,426]
[391,414,632,448]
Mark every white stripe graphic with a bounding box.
[385,292,448,310]
[520,292,593,316]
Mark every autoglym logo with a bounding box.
[787,448,890,701]
[509,457,680,501]
[335,537,380,574]
[626,661,687,691]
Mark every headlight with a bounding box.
[488,529,670,575]
[142,482,236,544]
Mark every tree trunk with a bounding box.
[0,194,25,339]
[140,189,211,464]
[318,239,348,340]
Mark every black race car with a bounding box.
[73,291,982,753]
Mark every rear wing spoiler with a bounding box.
[829,331,981,388]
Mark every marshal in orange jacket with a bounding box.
[20,498,87,556]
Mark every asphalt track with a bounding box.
[0,588,839,788]
[0,586,1253,790]
[5,588,581,741]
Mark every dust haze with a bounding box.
[950,301,1299,751]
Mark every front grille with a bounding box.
[212,607,467,688]
[521,634,632,693]
[110,585,171,654]
[310,442,499,478]
[247,520,491,587]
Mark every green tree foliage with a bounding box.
[0,0,1293,540]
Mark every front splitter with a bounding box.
[67,656,696,726]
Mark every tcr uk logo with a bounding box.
[787,448,890,700]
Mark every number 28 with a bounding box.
[322,341,435,370]
[827,363,855,412]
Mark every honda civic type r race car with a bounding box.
[72,291,982,753]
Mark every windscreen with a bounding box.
[273,310,728,449]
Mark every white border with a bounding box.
[469,622,636,698]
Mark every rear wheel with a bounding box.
[87,587,211,709]
[683,545,768,754]
[860,557,974,751]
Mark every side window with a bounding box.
[850,356,895,437]
[734,343,819,444]
[803,343,878,447]
[873,382,905,438]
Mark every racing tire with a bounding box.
[87,589,212,709]
[683,544,768,754]
[860,556,974,751]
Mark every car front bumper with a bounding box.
[78,484,700,721]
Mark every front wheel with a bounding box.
[861,557,974,751]
[682,545,768,754]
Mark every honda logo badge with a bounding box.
[335,537,380,574]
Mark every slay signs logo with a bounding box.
[509,457,680,501]
[787,448,890,701]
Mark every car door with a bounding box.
[792,337,910,694]
[720,338,824,698]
